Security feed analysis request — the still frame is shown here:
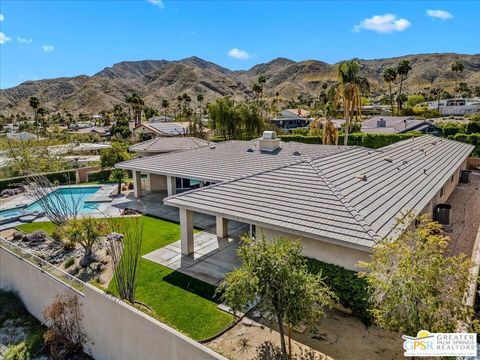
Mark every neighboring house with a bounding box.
[132,122,190,140]
[271,109,312,131]
[117,132,473,270]
[6,132,41,141]
[361,116,439,135]
[428,98,480,116]
[68,126,111,138]
[129,137,210,157]
[148,115,175,123]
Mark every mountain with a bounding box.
[1,53,479,115]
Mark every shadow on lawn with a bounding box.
[163,271,222,303]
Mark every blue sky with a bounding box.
[0,0,478,89]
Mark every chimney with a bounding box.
[377,118,386,128]
[259,131,280,152]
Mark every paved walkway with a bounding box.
[143,221,248,285]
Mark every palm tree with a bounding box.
[196,93,204,120]
[382,67,397,116]
[396,59,412,111]
[28,96,40,137]
[125,93,144,126]
[322,119,339,145]
[335,59,369,145]
[451,60,464,94]
[161,99,169,121]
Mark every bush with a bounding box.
[305,258,373,324]
[439,122,465,137]
[86,169,112,182]
[466,121,480,134]
[0,170,76,192]
[451,133,480,157]
[64,257,75,268]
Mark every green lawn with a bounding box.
[17,216,234,340]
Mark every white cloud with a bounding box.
[42,45,55,52]
[227,48,253,60]
[147,0,164,8]
[0,14,4,22]
[353,14,411,33]
[17,37,32,44]
[426,9,453,20]
[0,32,12,45]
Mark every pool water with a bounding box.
[0,187,102,219]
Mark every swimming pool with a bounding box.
[0,186,103,220]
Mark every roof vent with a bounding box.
[356,174,367,181]
[384,157,393,162]
[423,168,428,175]
[259,131,280,152]
[210,145,216,149]
[377,118,387,128]
[292,151,301,156]
[246,148,254,153]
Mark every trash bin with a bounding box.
[460,170,472,184]
[435,204,452,225]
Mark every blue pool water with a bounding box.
[0,186,102,219]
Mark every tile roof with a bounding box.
[361,116,426,134]
[129,137,210,153]
[118,140,353,182]
[135,122,189,136]
[165,136,474,249]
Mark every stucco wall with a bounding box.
[145,173,167,192]
[257,227,371,271]
[0,246,225,360]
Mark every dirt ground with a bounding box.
[208,309,403,360]
[446,170,480,258]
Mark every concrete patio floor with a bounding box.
[143,221,248,285]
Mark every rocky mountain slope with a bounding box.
[1,53,478,115]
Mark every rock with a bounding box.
[21,231,47,243]
[242,318,253,327]
[252,310,262,319]
[11,231,24,241]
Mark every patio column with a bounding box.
[216,215,228,239]
[180,208,194,255]
[167,175,176,196]
[133,170,142,198]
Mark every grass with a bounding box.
[17,215,234,340]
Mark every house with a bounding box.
[270,109,312,131]
[361,116,439,135]
[6,132,41,141]
[129,137,210,157]
[132,122,190,140]
[428,98,480,116]
[68,126,111,138]
[148,115,175,123]
[117,132,474,270]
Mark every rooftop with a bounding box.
[361,116,426,134]
[129,137,210,153]
[135,122,189,136]
[117,140,353,182]
[165,136,474,249]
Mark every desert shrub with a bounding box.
[452,133,480,157]
[64,257,75,268]
[5,327,44,360]
[439,122,465,137]
[43,294,86,360]
[255,341,324,360]
[466,121,480,134]
[305,258,372,324]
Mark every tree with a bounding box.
[29,96,40,138]
[64,217,107,267]
[396,59,412,111]
[161,99,169,120]
[322,119,338,145]
[382,67,397,116]
[360,215,475,335]
[100,141,130,168]
[219,236,335,358]
[335,59,369,145]
[451,60,464,93]
[125,92,144,126]
[110,168,126,194]
[406,94,425,108]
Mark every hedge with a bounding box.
[0,170,76,192]
[280,132,422,149]
[450,133,480,157]
[87,169,113,182]
[305,258,373,324]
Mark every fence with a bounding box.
[0,240,226,360]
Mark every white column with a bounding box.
[180,208,194,255]
[133,170,142,198]
[216,215,228,239]
[167,176,176,196]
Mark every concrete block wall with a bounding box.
[0,246,225,360]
